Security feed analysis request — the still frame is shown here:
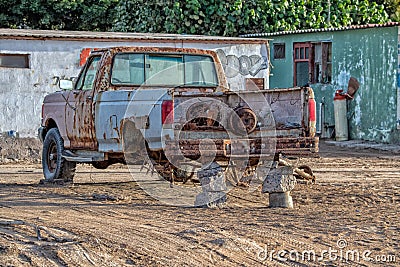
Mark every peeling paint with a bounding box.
[354,94,362,126]
[337,71,351,88]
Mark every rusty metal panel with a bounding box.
[173,87,311,137]
[94,89,172,152]
[261,88,306,131]
[42,92,71,147]
[65,89,97,149]
[164,136,318,158]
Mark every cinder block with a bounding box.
[262,166,296,193]
[269,192,294,208]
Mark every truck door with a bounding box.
[65,56,101,149]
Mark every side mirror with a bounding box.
[59,79,73,90]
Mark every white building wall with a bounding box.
[0,38,269,137]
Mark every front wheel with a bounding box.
[42,128,76,182]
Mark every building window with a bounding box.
[293,42,312,86]
[293,42,332,86]
[273,43,285,59]
[314,42,332,83]
[0,54,30,68]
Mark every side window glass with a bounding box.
[184,55,218,86]
[112,53,145,85]
[75,56,101,90]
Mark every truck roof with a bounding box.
[91,46,221,56]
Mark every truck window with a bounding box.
[112,54,145,85]
[146,54,183,85]
[75,56,101,91]
[185,55,217,86]
[111,53,218,87]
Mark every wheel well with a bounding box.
[42,119,58,139]
[46,119,57,129]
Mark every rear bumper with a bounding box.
[165,137,319,159]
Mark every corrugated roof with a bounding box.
[240,22,400,37]
[0,28,269,44]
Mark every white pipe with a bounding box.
[317,102,323,134]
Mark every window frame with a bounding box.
[293,41,332,86]
[0,53,30,69]
[273,43,286,60]
[293,42,313,86]
[74,56,102,91]
[321,42,332,84]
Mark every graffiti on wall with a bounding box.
[216,49,268,78]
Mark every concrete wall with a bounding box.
[0,38,269,137]
[269,27,399,144]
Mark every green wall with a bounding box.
[269,27,399,144]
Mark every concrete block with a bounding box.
[194,191,227,207]
[199,172,227,192]
[262,166,296,193]
[269,192,294,208]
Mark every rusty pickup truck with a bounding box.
[39,46,318,184]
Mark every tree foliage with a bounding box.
[0,0,118,31]
[376,0,400,21]
[0,0,390,36]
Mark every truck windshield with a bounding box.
[111,53,218,87]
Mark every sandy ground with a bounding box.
[0,141,399,266]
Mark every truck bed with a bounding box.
[169,87,318,158]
